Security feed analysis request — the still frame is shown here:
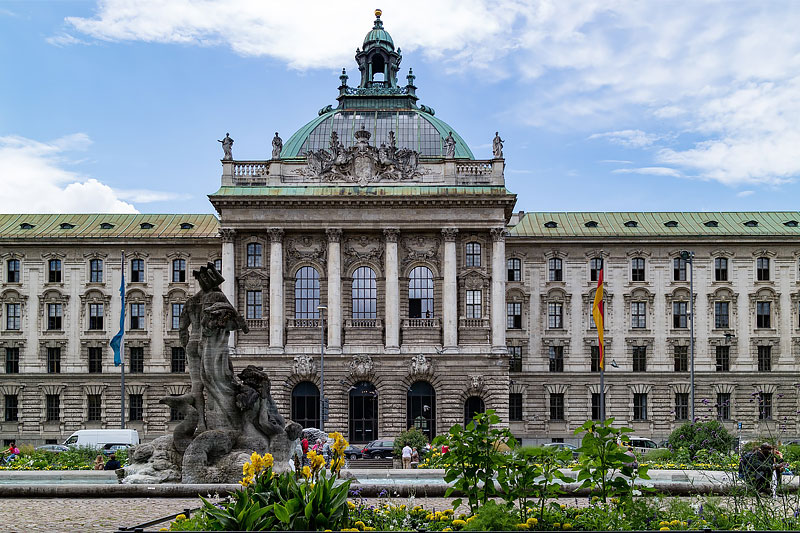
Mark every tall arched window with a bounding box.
[407,381,436,439]
[350,381,378,443]
[295,266,320,319]
[291,381,320,429]
[408,266,434,318]
[464,396,485,427]
[352,266,377,319]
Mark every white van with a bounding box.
[63,429,140,449]
[627,436,659,455]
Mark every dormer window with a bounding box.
[19,223,34,230]
[664,221,678,227]
[59,223,75,230]
[584,221,598,228]
[179,222,194,230]
[100,222,114,229]
[140,222,154,230]
[704,220,718,227]
[784,220,798,227]
[744,220,758,227]
[544,221,558,229]
[624,220,638,228]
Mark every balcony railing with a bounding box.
[232,161,269,186]
[345,318,383,329]
[459,317,490,328]
[403,317,440,328]
[246,318,267,330]
[287,318,321,328]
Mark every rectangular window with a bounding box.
[507,258,521,282]
[6,259,20,283]
[506,302,522,329]
[465,242,481,267]
[130,259,145,283]
[632,346,647,372]
[716,393,731,420]
[631,302,646,329]
[547,302,563,329]
[757,302,771,328]
[172,259,186,283]
[508,345,522,372]
[130,303,145,330]
[87,394,102,422]
[672,301,688,328]
[714,301,729,329]
[46,347,61,374]
[674,345,688,372]
[5,303,20,330]
[715,257,728,281]
[47,303,62,330]
[548,258,563,281]
[673,258,687,281]
[246,291,262,320]
[757,345,772,372]
[89,259,103,283]
[171,347,186,373]
[129,347,144,374]
[46,394,60,421]
[549,393,565,420]
[5,348,19,374]
[549,346,564,372]
[466,290,482,319]
[716,345,730,372]
[88,347,102,374]
[591,392,603,421]
[590,258,603,282]
[129,394,144,421]
[509,393,523,421]
[169,303,183,330]
[89,303,104,330]
[246,243,263,268]
[758,392,772,420]
[590,346,601,372]
[757,257,770,281]
[214,258,222,272]
[675,392,689,420]
[48,259,62,283]
[631,258,645,282]
[633,393,648,421]
[170,394,185,422]
[4,394,18,422]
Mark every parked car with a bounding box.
[63,429,139,449]
[361,440,395,459]
[36,444,69,453]
[101,443,133,456]
[543,442,580,459]
[626,436,660,455]
[344,445,363,460]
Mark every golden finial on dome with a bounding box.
[375,8,382,18]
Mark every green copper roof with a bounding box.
[510,212,800,237]
[211,185,510,197]
[363,11,394,51]
[0,214,219,239]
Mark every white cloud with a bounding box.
[589,130,661,148]
[0,134,137,213]
[612,167,682,178]
[116,189,191,203]
[599,160,633,165]
[46,32,90,47]
[737,190,754,197]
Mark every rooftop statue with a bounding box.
[493,131,504,159]
[122,263,302,484]
[218,133,233,161]
[272,132,282,159]
[444,131,456,159]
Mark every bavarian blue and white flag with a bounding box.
[110,252,125,366]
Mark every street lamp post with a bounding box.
[318,305,327,432]
[680,250,695,420]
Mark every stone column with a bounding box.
[490,228,507,354]
[220,229,236,350]
[442,228,459,351]
[326,228,343,353]
[268,228,284,353]
[384,229,400,353]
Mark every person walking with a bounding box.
[402,444,412,469]
[410,447,420,469]
[301,437,309,466]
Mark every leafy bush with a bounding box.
[667,420,735,458]
[461,501,519,531]
[498,445,571,522]
[393,427,428,458]
[641,448,672,462]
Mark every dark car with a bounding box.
[361,439,395,459]
[36,444,69,453]
[344,445,363,461]
[102,443,133,456]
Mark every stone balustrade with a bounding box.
[287,318,322,328]
[402,317,440,329]
[245,318,267,330]
[459,317,490,328]
[345,318,383,329]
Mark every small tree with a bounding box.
[668,420,735,459]
[393,426,428,457]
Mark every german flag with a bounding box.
[592,268,604,370]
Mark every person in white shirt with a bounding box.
[401,444,412,469]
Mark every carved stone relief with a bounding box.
[285,235,327,270]
[343,235,384,271]
[293,354,315,377]
[400,234,441,270]
[409,353,432,376]
[349,354,374,378]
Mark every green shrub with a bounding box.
[667,420,735,458]
[641,448,672,462]
[461,501,519,531]
[393,426,428,458]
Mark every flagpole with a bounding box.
[599,285,605,421]
[120,251,125,430]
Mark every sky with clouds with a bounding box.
[1,0,799,214]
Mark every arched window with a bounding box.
[295,266,320,319]
[407,381,436,439]
[247,243,263,268]
[408,266,434,318]
[352,266,377,319]
[464,396,485,427]
[466,242,481,267]
[292,381,320,429]
[350,381,378,443]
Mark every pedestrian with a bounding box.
[411,447,420,468]
[323,439,332,467]
[4,441,19,464]
[93,455,104,470]
[301,436,309,466]
[103,453,122,471]
[402,443,412,469]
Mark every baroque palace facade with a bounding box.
[2,12,800,446]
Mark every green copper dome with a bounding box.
[363,9,394,51]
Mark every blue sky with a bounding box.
[1,1,800,214]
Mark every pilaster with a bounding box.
[268,228,284,353]
[491,227,507,354]
[326,228,343,353]
[384,228,400,353]
[442,228,459,352]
